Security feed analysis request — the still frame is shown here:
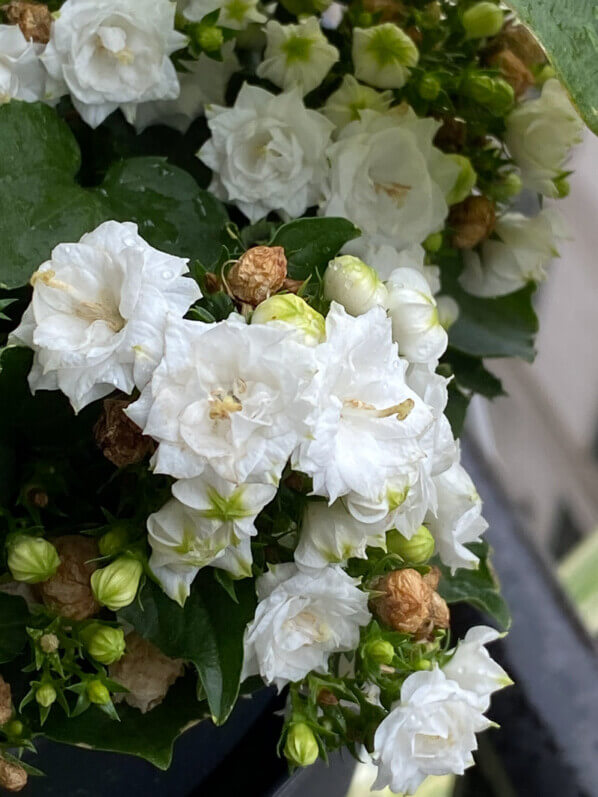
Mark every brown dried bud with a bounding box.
[94,398,155,468]
[494,23,546,68]
[487,49,534,98]
[317,688,339,706]
[227,246,287,306]
[4,2,52,44]
[422,565,441,591]
[361,0,407,23]
[449,195,496,249]
[37,536,100,620]
[109,633,184,713]
[433,117,467,153]
[429,590,450,629]
[371,568,450,639]
[0,675,12,726]
[0,756,27,792]
[204,272,221,293]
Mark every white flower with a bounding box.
[344,239,441,292]
[322,74,392,130]
[242,562,370,689]
[323,255,388,316]
[147,469,275,604]
[256,17,338,96]
[293,302,433,509]
[373,667,491,794]
[321,108,460,251]
[9,221,200,413]
[352,23,419,89]
[179,0,266,30]
[126,314,316,484]
[0,24,46,103]
[199,84,333,222]
[459,208,570,297]
[386,267,448,366]
[437,295,460,329]
[443,626,512,712]
[426,461,488,572]
[295,500,387,571]
[134,45,239,134]
[505,79,583,197]
[41,0,187,128]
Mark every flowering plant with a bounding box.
[0,0,589,792]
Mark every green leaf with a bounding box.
[0,592,30,663]
[41,675,206,769]
[505,0,598,134]
[444,383,471,438]
[119,572,256,724]
[270,218,360,280]
[436,541,511,631]
[444,349,505,399]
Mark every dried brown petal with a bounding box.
[109,632,184,713]
[494,23,546,68]
[371,568,450,639]
[0,675,12,726]
[487,50,534,98]
[37,536,100,620]
[227,246,287,306]
[4,2,52,43]
[0,757,27,792]
[449,195,496,249]
[422,565,441,591]
[317,688,339,706]
[94,398,155,468]
[429,591,450,630]
[362,0,407,23]
[433,117,467,153]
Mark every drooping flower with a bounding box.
[199,84,334,222]
[242,562,370,689]
[352,23,419,89]
[41,0,187,128]
[0,23,46,103]
[9,221,200,413]
[323,255,388,316]
[179,0,266,30]
[320,107,461,251]
[257,17,339,96]
[373,667,492,794]
[126,314,316,484]
[505,79,583,197]
[322,74,393,130]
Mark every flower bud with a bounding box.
[535,64,556,86]
[251,294,325,346]
[39,633,59,654]
[423,232,443,253]
[82,624,126,665]
[91,556,143,612]
[415,657,432,670]
[364,638,395,665]
[449,195,496,249]
[0,755,27,793]
[35,683,56,708]
[324,255,387,316]
[227,246,287,306]
[38,535,100,621]
[462,2,504,39]
[0,675,12,726]
[487,172,522,202]
[387,525,435,563]
[94,398,154,468]
[4,721,23,738]
[4,1,52,43]
[554,176,570,198]
[419,74,441,101]
[487,49,533,98]
[436,295,460,330]
[371,568,450,638]
[98,525,131,557]
[352,23,419,90]
[86,679,111,706]
[446,154,477,206]
[284,723,319,768]
[7,536,60,584]
[462,74,514,115]
[197,25,224,53]
[487,77,515,115]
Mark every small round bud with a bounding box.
[356,11,373,26]
[536,64,556,86]
[39,633,59,654]
[86,679,111,706]
[423,232,443,253]
[487,49,533,98]
[324,255,387,316]
[198,25,224,52]
[82,624,126,665]
[415,657,432,670]
[462,2,504,40]
[7,536,60,584]
[251,294,325,346]
[35,683,56,708]
[387,525,435,563]
[4,720,24,738]
[449,195,496,249]
[98,525,131,557]
[284,723,319,768]
[554,176,570,198]
[227,246,287,306]
[446,154,477,206]
[364,638,395,665]
[419,74,441,101]
[487,171,523,202]
[91,556,143,612]
[487,77,515,115]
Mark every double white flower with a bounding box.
[0,24,46,103]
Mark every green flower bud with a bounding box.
[198,25,224,53]
[86,679,111,706]
[462,74,514,115]
[324,255,387,317]
[462,2,504,39]
[386,525,435,563]
[91,556,143,611]
[423,232,443,253]
[415,657,432,670]
[82,624,126,665]
[535,64,556,86]
[4,720,24,738]
[446,154,477,205]
[488,77,515,115]
[251,294,326,347]
[7,536,60,584]
[487,172,523,202]
[284,723,319,767]
[356,12,373,27]
[364,638,395,666]
[98,526,131,557]
[554,176,570,198]
[419,74,441,101]
[39,633,59,654]
[35,683,57,708]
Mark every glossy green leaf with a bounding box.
[0,592,30,663]
[119,572,256,725]
[270,218,361,280]
[505,0,598,134]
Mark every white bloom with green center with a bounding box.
[9,221,201,413]
[322,75,393,130]
[295,500,388,571]
[459,208,570,298]
[352,23,419,90]
[242,562,370,689]
[0,24,46,104]
[386,266,448,366]
[257,17,339,96]
[324,255,388,316]
[179,0,266,30]
[148,468,276,604]
[251,294,326,346]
